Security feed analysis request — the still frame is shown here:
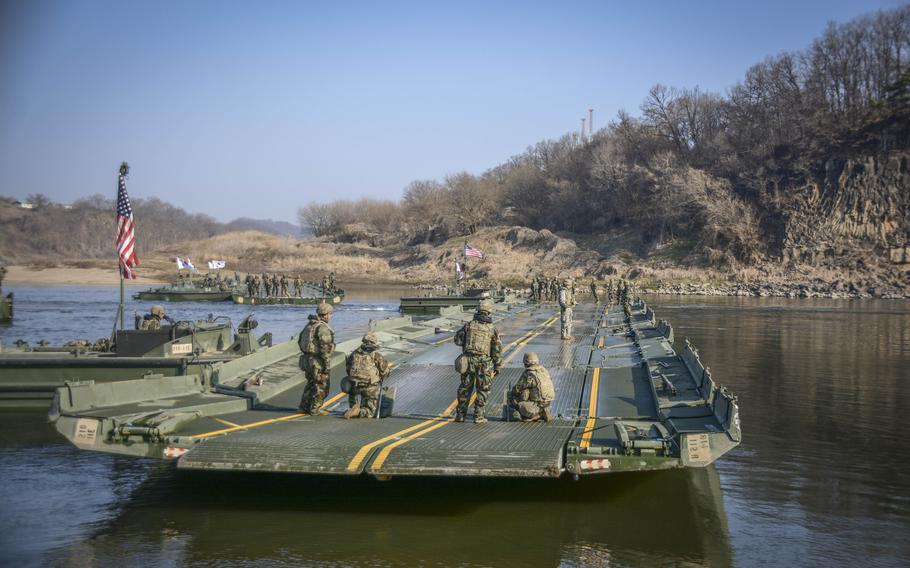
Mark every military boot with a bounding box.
[474,413,488,425]
[344,403,361,419]
[542,407,554,422]
[454,413,465,423]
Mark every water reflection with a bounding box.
[49,465,732,568]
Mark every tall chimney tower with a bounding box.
[589,108,594,136]
[581,118,586,141]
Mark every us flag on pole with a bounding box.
[116,164,139,279]
[464,242,484,259]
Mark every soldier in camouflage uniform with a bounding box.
[558,278,576,340]
[343,332,391,419]
[262,273,271,297]
[589,280,599,303]
[280,274,289,297]
[298,302,336,415]
[293,275,302,297]
[271,274,280,298]
[140,305,166,331]
[530,277,540,301]
[453,299,502,424]
[508,352,555,422]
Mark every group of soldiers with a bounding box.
[296,299,555,425]
[529,276,563,302]
[243,271,337,299]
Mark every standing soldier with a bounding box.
[343,333,391,419]
[272,274,280,298]
[262,272,271,297]
[590,280,599,303]
[322,274,331,295]
[453,299,502,424]
[293,275,302,297]
[280,274,289,297]
[298,302,336,415]
[558,278,576,340]
[530,277,540,301]
[606,279,615,306]
[508,352,555,422]
[328,271,336,292]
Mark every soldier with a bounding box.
[558,278,576,340]
[298,302,336,415]
[140,305,166,331]
[590,280,599,303]
[0,265,6,288]
[322,274,331,294]
[453,299,502,424]
[261,272,270,296]
[328,271,336,292]
[252,275,261,298]
[272,274,280,298]
[508,352,555,422]
[343,332,391,419]
[606,279,615,306]
[293,275,302,297]
[530,277,540,301]
[280,274,289,297]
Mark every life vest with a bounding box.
[348,349,381,383]
[299,319,325,354]
[463,320,494,356]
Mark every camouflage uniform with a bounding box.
[558,279,576,340]
[272,275,280,298]
[453,300,502,424]
[262,273,271,297]
[280,275,289,297]
[530,278,540,301]
[293,276,302,297]
[509,352,555,422]
[140,305,165,331]
[344,333,391,419]
[298,303,336,414]
[590,281,599,303]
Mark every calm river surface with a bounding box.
[0,285,908,567]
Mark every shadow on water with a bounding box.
[48,463,733,568]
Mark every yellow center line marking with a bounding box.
[367,316,559,473]
[580,368,600,448]
[347,316,558,473]
[597,335,605,349]
[212,418,242,428]
[194,412,307,439]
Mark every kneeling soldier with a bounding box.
[509,352,555,422]
[344,332,390,419]
[453,299,502,424]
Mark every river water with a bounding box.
[0,286,908,567]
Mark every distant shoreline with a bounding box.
[3,265,167,286]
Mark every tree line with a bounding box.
[299,6,910,264]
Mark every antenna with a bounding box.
[581,118,586,141]
[589,108,593,136]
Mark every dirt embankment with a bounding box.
[6,227,907,299]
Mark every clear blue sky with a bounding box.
[0,0,902,223]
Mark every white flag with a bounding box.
[207,260,226,270]
[175,257,186,270]
[455,261,465,280]
[185,258,197,272]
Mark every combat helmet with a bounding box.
[150,305,165,318]
[477,299,493,314]
[362,332,379,346]
[523,352,539,366]
[316,302,333,316]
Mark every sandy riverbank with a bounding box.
[3,265,167,286]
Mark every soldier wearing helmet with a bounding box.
[508,351,555,422]
[140,305,166,331]
[453,299,502,424]
[343,332,391,419]
[298,302,336,415]
[558,278,576,340]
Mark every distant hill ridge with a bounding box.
[0,195,303,263]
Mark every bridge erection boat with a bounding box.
[49,298,741,479]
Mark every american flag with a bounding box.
[116,165,139,279]
[464,242,484,259]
